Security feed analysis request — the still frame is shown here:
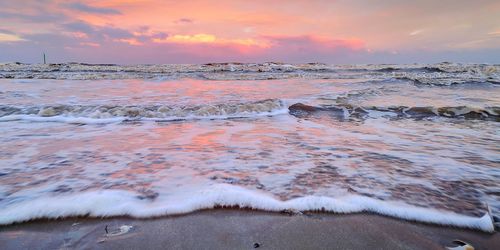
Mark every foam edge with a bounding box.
[0,186,494,232]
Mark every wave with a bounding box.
[338,62,499,74]
[289,103,500,121]
[395,76,499,86]
[2,62,496,73]
[1,63,498,83]
[374,66,446,73]
[0,184,494,231]
[0,99,287,124]
[2,101,497,124]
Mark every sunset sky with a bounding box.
[1,0,499,64]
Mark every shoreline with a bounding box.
[1,209,498,249]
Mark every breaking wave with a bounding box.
[0,184,494,232]
[2,100,497,124]
[0,99,287,124]
[1,62,498,84]
[289,103,500,121]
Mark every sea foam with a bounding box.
[0,184,494,232]
[1,62,498,84]
[0,99,289,124]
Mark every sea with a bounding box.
[0,62,498,232]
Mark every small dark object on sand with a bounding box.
[446,239,474,250]
[253,242,260,248]
[105,225,108,234]
[280,209,303,216]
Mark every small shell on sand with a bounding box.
[98,225,134,243]
[107,225,133,237]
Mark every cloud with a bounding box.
[79,42,100,47]
[0,10,67,23]
[264,35,365,50]
[0,33,25,42]
[145,34,367,63]
[63,2,121,15]
[159,34,216,43]
[62,21,134,40]
[255,36,361,62]
[63,21,95,34]
[115,38,143,46]
[0,28,15,35]
[447,37,500,49]
[0,1,68,23]
[0,19,370,63]
[60,20,171,47]
[1,1,499,64]
[174,18,193,24]
[21,33,78,47]
[488,30,500,36]
[409,29,424,36]
[2,31,499,64]
[151,32,169,40]
[99,26,134,39]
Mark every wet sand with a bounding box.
[0,210,498,250]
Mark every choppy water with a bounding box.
[0,63,499,231]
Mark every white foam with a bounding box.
[0,114,127,124]
[145,106,290,122]
[0,106,289,124]
[0,99,290,124]
[0,184,493,232]
[2,63,498,83]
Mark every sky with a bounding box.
[0,0,499,64]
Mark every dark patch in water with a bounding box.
[374,66,446,73]
[288,103,366,120]
[71,62,118,67]
[137,191,159,201]
[288,103,499,121]
[53,185,72,193]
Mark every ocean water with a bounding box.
[0,63,499,231]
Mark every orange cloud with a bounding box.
[152,33,270,50]
[0,33,25,42]
[79,42,100,47]
[164,34,216,44]
[1,0,499,63]
[69,31,89,39]
[263,35,365,51]
[115,38,143,46]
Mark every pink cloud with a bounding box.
[22,29,369,63]
[143,34,366,63]
[262,35,365,51]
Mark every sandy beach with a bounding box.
[1,210,498,250]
